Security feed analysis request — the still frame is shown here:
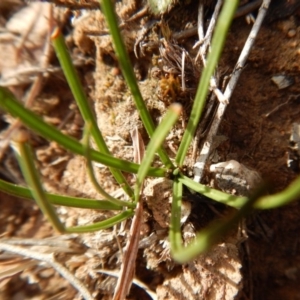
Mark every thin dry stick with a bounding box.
[181,51,186,91]
[1,235,83,252]
[113,128,145,300]
[0,242,94,300]
[112,201,143,300]
[196,0,223,61]
[122,6,148,24]
[191,1,224,161]
[235,0,262,18]
[197,3,205,44]
[193,0,271,183]
[14,4,44,63]
[0,65,47,152]
[142,1,263,49]
[192,90,218,162]
[97,269,157,300]
[264,94,297,117]
[196,0,225,104]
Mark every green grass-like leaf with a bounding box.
[175,0,239,166]
[0,0,299,267]
[0,87,166,177]
[51,27,133,198]
[11,137,65,233]
[0,178,123,210]
[134,104,182,204]
[99,0,173,168]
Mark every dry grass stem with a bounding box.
[195,0,226,105]
[98,269,157,300]
[193,0,271,183]
[113,128,145,300]
[196,0,223,61]
[0,242,94,300]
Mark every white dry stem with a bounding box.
[196,0,223,62]
[181,51,186,91]
[0,235,84,253]
[194,0,271,183]
[197,3,204,41]
[0,242,94,300]
[224,0,271,100]
[195,0,225,104]
[97,269,157,300]
[191,1,224,162]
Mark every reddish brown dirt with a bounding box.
[1,1,300,300]
[220,16,300,300]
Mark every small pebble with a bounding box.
[209,160,262,196]
[287,29,296,38]
[271,74,294,90]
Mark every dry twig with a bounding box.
[193,0,271,183]
[0,242,94,300]
[113,128,145,300]
[98,269,157,300]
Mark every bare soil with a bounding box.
[1,1,300,300]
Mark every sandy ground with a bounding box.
[1,0,300,299]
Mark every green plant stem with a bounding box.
[175,0,239,166]
[99,0,173,169]
[11,138,65,233]
[134,104,182,204]
[171,184,265,263]
[170,179,183,252]
[181,174,300,210]
[0,179,123,210]
[10,135,134,234]
[254,176,300,209]
[66,210,134,233]
[83,124,135,208]
[0,87,166,177]
[179,175,247,208]
[51,27,133,198]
